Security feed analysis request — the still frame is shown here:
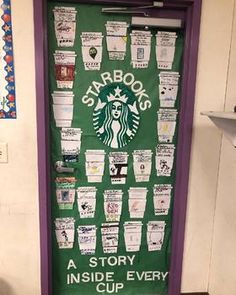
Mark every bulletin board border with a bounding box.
[33,1,202,295]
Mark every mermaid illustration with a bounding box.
[93,83,140,149]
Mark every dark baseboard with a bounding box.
[181,293,209,295]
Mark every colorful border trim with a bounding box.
[0,0,16,119]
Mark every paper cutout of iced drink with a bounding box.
[77,225,97,255]
[153,184,172,215]
[54,50,77,89]
[128,187,148,218]
[53,6,77,47]
[124,221,143,252]
[158,72,180,108]
[105,21,129,60]
[85,150,106,182]
[109,152,128,184]
[60,128,82,163]
[156,31,177,70]
[101,223,119,254]
[104,190,123,222]
[157,109,178,143]
[147,221,166,251]
[155,144,175,177]
[54,217,75,249]
[77,187,97,219]
[81,32,103,70]
[130,30,152,69]
[55,177,76,209]
[132,150,152,182]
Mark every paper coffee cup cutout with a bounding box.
[54,50,77,88]
[157,109,178,143]
[80,32,103,70]
[77,187,97,218]
[124,221,143,252]
[104,190,123,222]
[147,221,166,251]
[153,184,172,215]
[128,187,148,218]
[85,150,106,183]
[77,225,97,255]
[109,152,128,184]
[101,223,119,254]
[155,144,175,177]
[55,177,76,209]
[105,21,129,60]
[60,128,82,163]
[156,31,177,70]
[130,30,152,69]
[132,150,152,182]
[54,217,75,249]
[53,7,77,47]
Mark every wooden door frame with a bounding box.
[33,1,202,294]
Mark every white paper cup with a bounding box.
[132,150,152,182]
[153,195,171,215]
[77,225,97,255]
[81,32,103,46]
[77,187,97,218]
[159,71,180,85]
[101,223,119,253]
[109,152,128,185]
[54,217,75,249]
[128,187,148,218]
[61,128,82,141]
[147,221,165,250]
[106,21,129,36]
[124,222,143,252]
[104,190,123,222]
[85,150,106,182]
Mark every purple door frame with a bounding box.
[33,1,202,294]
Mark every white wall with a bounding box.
[0,0,235,294]
[181,0,235,292]
[0,0,40,294]
[208,2,236,294]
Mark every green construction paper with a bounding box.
[48,2,184,295]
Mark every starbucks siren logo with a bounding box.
[93,82,140,148]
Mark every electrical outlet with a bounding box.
[0,142,8,163]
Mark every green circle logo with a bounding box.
[93,82,140,149]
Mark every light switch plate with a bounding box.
[0,142,8,163]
